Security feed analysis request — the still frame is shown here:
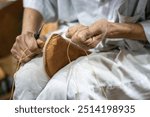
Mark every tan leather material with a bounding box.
[44,34,91,78]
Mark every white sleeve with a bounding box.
[140,1,150,43]
[23,0,58,22]
[140,20,150,43]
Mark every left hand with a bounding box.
[11,32,46,63]
[66,19,109,49]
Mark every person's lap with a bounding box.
[13,46,150,100]
[13,56,49,100]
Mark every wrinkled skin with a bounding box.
[11,19,109,63]
[66,19,109,49]
[11,32,45,63]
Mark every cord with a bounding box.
[9,48,34,100]
[66,27,108,99]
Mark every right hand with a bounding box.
[11,32,46,63]
[66,19,109,49]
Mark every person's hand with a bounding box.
[66,24,89,49]
[66,19,109,49]
[11,32,46,63]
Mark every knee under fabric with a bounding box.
[43,34,90,78]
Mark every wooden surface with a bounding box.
[0,0,16,2]
[0,67,5,80]
[0,1,21,100]
[0,0,23,58]
[0,55,17,76]
[0,92,11,100]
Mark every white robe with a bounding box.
[13,0,150,100]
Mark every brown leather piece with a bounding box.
[44,34,91,78]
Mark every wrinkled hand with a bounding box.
[11,32,46,63]
[66,19,109,49]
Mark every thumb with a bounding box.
[66,24,85,38]
[37,35,46,48]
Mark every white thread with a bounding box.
[10,48,34,100]
[66,25,108,99]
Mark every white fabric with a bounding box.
[23,0,58,22]
[13,57,49,100]
[23,0,150,42]
[13,0,150,100]
[13,31,150,100]
[13,44,150,100]
[37,47,150,100]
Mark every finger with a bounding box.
[70,34,90,50]
[16,34,39,62]
[78,43,91,50]
[11,33,40,63]
[17,35,33,58]
[71,27,91,44]
[11,41,23,57]
[25,32,43,53]
[23,33,42,61]
[19,52,34,63]
[37,39,45,48]
[11,47,22,61]
[24,33,39,52]
[39,35,46,41]
[19,57,31,63]
[66,24,86,38]
[11,49,19,60]
[66,25,81,38]
[71,32,83,46]
[16,35,28,50]
[85,34,103,48]
[16,35,27,51]
[36,35,46,48]
[20,48,42,63]
[88,19,108,36]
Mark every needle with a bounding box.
[34,23,45,40]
